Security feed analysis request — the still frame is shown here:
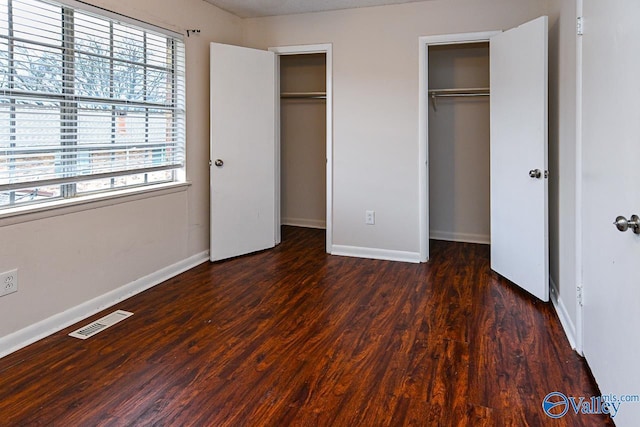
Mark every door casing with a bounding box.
[418,31,500,263]
[269,44,333,253]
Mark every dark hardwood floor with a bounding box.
[0,227,612,426]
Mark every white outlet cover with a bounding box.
[0,269,18,296]
[365,210,375,225]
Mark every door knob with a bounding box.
[613,215,640,234]
[214,159,224,167]
[529,169,542,179]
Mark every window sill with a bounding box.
[0,181,191,227]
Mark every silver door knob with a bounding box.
[214,159,224,167]
[529,169,542,179]
[613,215,640,234]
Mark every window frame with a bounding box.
[0,0,186,214]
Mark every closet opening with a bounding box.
[277,53,328,243]
[420,22,548,299]
[427,42,490,253]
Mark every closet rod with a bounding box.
[429,87,490,97]
[430,87,489,111]
[281,91,327,99]
[431,93,489,98]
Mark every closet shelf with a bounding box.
[281,91,327,99]
[429,87,489,111]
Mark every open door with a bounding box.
[210,43,276,262]
[490,16,549,301]
[581,0,640,422]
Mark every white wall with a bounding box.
[547,0,579,346]
[244,0,547,255]
[0,0,242,341]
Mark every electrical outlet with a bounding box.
[365,210,375,225]
[0,269,18,297]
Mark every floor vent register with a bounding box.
[68,310,133,340]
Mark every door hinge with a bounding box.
[577,285,584,307]
[577,17,584,36]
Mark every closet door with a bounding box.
[210,43,276,262]
[490,16,548,301]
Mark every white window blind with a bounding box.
[0,0,186,209]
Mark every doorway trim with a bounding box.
[574,0,584,356]
[418,31,500,262]
[269,44,333,253]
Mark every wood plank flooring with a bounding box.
[0,227,612,426]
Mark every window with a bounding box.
[0,0,185,210]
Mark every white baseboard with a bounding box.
[430,230,490,245]
[550,277,577,350]
[331,245,421,263]
[282,217,326,229]
[0,251,210,359]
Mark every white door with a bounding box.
[210,43,276,262]
[490,16,549,301]
[582,1,640,424]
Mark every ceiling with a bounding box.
[204,0,430,18]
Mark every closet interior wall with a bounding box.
[428,43,491,244]
[280,54,327,230]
